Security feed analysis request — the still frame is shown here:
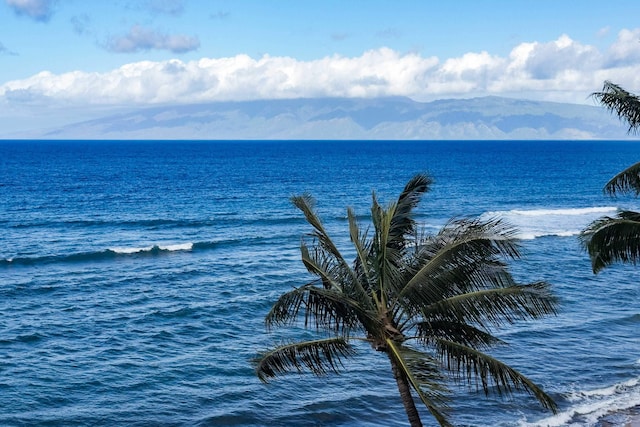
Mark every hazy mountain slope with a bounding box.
[11,96,634,140]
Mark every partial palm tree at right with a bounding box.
[581,81,640,272]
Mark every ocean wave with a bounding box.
[482,206,619,240]
[7,216,305,230]
[8,218,220,229]
[1,241,218,267]
[521,377,640,427]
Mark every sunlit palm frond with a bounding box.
[386,339,452,427]
[580,210,640,273]
[255,338,355,383]
[398,218,522,310]
[435,339,558,413]
[423,283,557,330]
[592,80,640,134]
[603,161,640,196]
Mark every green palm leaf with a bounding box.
[388,174,433,250]
[386,339,452,427]
[414,321,505,349]
[434,339,558,413]
[292,194,347,266]
[259,174,557,426]
[580,210,640,273]
[592,80,640,134]
[255,337,355,383]
[264,284,376,334]
[398,218,522,311]
[603,161,640,196]
[423,283,557,330]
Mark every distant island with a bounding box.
[3,96,635,140]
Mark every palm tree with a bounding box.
[580,81,640,273]
[255,174,558,426]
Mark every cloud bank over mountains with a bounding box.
[2,29,640,113]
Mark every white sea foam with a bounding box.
[482,206,619,240]
[520,377,640,427]
[108,243,193,254]
[159,243,194,251]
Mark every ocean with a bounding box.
[1,140,639,427]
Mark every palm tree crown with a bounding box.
[581,81,640,273]
[255,174,558,426]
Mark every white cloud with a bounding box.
[2,30,640,108]
[606,28,640,67]
[105,25,200,53]
[6,0,55,22]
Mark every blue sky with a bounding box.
[2,0,640,133]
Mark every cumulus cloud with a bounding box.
[105,25,200,53]
[2,30,640,108]
[606,28,640,67]
[6,0,56,22]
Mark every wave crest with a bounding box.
[482,206,619,240]
[2,241,216,267]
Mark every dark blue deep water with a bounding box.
[1,140,639,426]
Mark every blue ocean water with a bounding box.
[1,140,639,427]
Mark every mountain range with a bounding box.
[6,96,635,140]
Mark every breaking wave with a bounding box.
[482,206,619,240]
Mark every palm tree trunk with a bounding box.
[390,356,423,427]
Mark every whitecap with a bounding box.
[482,206,620,240]
[520,377,640,427]
[159,243,194,251]
[108,243,193,254]
[108,245,155,254]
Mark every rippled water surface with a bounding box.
[1,140,639,426]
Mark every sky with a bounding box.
[2,0,640,134]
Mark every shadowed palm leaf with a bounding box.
[582,81,640,273]
[255,174,558,426]
[592,80,640,134]
[604,161,640,196]
[256,338,355,382]
[580,211,640,273]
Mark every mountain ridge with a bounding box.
[4,96,634,140]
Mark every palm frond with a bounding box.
[580,210,640,273]
[255,337,356,382]
[435,339,558,413]
[370,193,407,304]
[347,207,375,292]
[603,161,640,196]
[293,195,370,301]
[388,174,433,250]
[264,284,374,334]
[591,80,640,134]
[413,321,505,349]
[300,239,374,315]
[398,218,522,307]
[423,283,558,330]
[292,194,347,265]
[300,242,346,291]
[386,339,452,427]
